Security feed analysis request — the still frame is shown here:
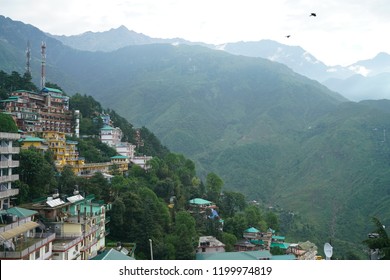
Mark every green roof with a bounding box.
[42,87,63,94]
[250,239,265,245]
[91,248,135,260]
[5,207,38,218]
[189,198,213,205]
[19,136,46,143]
[245,227,260,233]
[0,96,19,102]
[272,235,286,240]
[270,242,290,249]
[111,155,128,159]
[196,250,272,260]
[271,254,297,260]
[101,125,114,130]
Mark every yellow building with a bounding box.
[19,136,49,151]
[19,131,128,176]
[110,155,129,173]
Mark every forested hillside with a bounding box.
[2,16,390,259]
[1,79,283,259]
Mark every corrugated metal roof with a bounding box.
[196,250,272,260]
[46,198,65,207]
[189,198,212,205]
[91,248,135,260]
[0,221,39,240]
[67,194,84,203]
[6,207,37,218]
[244,227,260,233]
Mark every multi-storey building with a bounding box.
[0,207,55,260]
[0,132,55,260]
[100,125,122,147]
[0,88,73,134]
[26,192,110,260]
[0,132,20,210]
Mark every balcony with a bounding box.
[0,160,19,168]
[0,233,55,259]
[0,133,20,140]
[0,188,19,199]
[0,174,19,184]
[0,147,20,154]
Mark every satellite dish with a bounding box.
[324,243,333,260]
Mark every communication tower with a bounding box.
[41,41,46,89]
[25,40,31,75]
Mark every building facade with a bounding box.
[0,132,20,210]
[0,88,73,134]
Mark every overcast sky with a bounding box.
[1,0,390,66]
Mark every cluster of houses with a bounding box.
[0,87,151,260]
[0,131,113,259]
[0,88,153,177]
[188,197,319,260]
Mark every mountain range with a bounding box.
[1,15,390,258]
[50,23,390,102]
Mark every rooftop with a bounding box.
[196,250,272,260]
[188,198,213,205]
[91,248,135,260]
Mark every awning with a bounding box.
[0,221,39,240]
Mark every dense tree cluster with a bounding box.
[0,70,38,99]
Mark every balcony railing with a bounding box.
[0,174,19,184]
[0,133,20,140]
[0,147,20,154]
[0,233,55,259]
[0,188,19,199]
[0,160,19,168]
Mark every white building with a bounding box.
[100,125,122,147]
[0,132,20,210]
[196,236,226,254]
[116,142,136,159]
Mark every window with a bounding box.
[35,250,40,259]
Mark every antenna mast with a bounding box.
[25,40,31,75]
[41,41,46,89]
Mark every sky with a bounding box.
[1,0,390,66]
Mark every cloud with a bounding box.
[1,0,390,65]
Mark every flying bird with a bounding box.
[286,35,291,38]
[310,12,317,17]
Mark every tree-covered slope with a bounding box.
[3,16,390,258]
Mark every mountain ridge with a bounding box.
[2,15,390,258]
[44,21,390,101]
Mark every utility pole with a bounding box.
[149,239,153,260]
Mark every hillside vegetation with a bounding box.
[1,16,390,258]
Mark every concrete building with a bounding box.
[196,236,225,254]
[25,193,111,260]
[100,125,122,147]
[0,88,73,134]
[0,132,20,210]
[0,132,55,260]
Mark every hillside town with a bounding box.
[0,84,320,260]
